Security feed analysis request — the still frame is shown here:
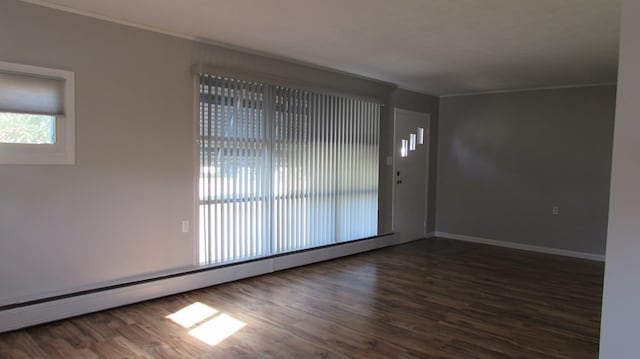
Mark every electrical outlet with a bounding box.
[552,206,559,215]
[182,220,190,233]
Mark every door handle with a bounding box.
[397,180,402,184]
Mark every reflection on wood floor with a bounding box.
[0,238,604,358]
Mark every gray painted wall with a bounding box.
[0,0,405,305]
[436,85,616,255]
[599,0,640,357]
[391,88,439,233]
[0,0,196,305]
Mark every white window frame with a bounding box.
[0,61,75,165]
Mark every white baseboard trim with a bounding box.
[425,231,435,238]
[434,232,605,262]
[0,233,396,333]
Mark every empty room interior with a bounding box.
[1,0,639,358]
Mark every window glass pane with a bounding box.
[0,112,55,144]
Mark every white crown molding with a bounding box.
[440,82,618,98]
[18,0,396,89]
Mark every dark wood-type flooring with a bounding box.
[0,238,604,358]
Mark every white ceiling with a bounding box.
[23,0,620,95]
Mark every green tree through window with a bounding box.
[0,112,55,144]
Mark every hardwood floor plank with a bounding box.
[0,238,603,358]
[0,331,49,359]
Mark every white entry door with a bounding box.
[392,108,430,243]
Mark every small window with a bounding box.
[0,61,75,165]
[0,112,56,144]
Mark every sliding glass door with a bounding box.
[198,73,380,265]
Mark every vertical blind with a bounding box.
[199,73,380,265]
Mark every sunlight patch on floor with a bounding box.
[166,302,219,328]
[165,302,246,346]
[188,313,246,346]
